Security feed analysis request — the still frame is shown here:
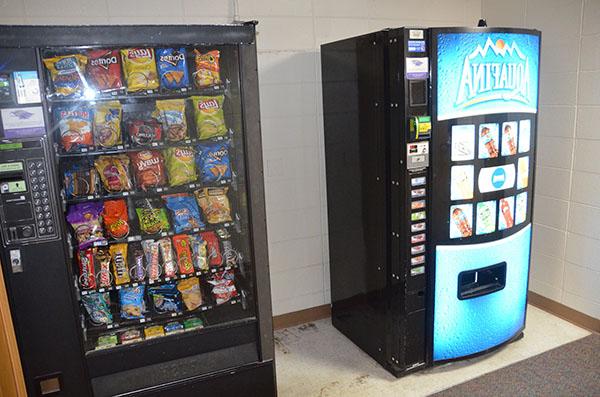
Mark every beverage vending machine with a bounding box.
[321,26,540,376]
[0,24,275,396]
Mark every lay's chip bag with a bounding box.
[157,48,190,90]
[120,48,159,92]
[43,54,88,97]
[191,95,227,140]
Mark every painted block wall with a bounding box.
[483,0,600,320]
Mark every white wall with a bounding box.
[0,0,482,315]
[482,0,600,320]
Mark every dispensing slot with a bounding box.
[457,262,506,300]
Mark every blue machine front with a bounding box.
[433,225,531,361]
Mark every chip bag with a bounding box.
[110,243,130,285]
[94,155,132,192]
[192,96,227,139]
[148,283,182,313]
[144,325,165,339]
[196,140,232,183]
[102,199,130,239]
[177,277,203,311]
[135,198,170,235]
[130,150,167,190]
[82,292,112,325]
[54,105,93,152]
[119,285,145,319]
[43,54,88,97]
[128,118,162,146]
[93,101,122,148]
[66,202,107,249]
[164,146,197,186]
[119,329,142,344]
[193,50,221,88]
[172,234,194,274]
[64,161,98,197]
[163,193,203,233]
[120,48,159,92]
[200,230,223,267]
[194,187,232,224]
[208,270,238,305]
[189,234,208,271]
[86,49,123,92]
[153,99,188,142]
[157,48,190,90]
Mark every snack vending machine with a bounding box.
[0,24,275,396]
[321,26,540,376]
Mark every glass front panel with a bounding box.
[41,43,256,352]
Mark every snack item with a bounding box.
[163,193,203,233]
[94,155,132,192]
[177,277,203,311]
[129,243,146,282]
[135,198,170,235]
[43,54,88,97]
[64,162,98,197]
[153,99,188,142]
[141,240,162,281]
[148,283,182,313]
[208,270,238,305]
[93,101,122,148]
[158,237,177,278]
[157,48,190,90]
[130,150,167,190]
[144,325,165,339]
[102,199,130,239]
[128,118,162,146]
[96,334,118,349]
[86,49,123,92]
[200,231,222,267]
[164,146,197,186]
[66,202,106,249]
[193,50,221,88]
[110,243,130,285]
[119,329,142,344]
[95,248,113,288]
[192,95,227,139]
[78,248,96,290]
[82,292,112,325]
[173,234,194,274]
[119,285,145,319]
[120,48,159,92]
[194,187,232,224]
[196,140,232,183]
[183,317,204,330]
[164,321,184,334]
[54,105,93,152]
[189,234,208,271]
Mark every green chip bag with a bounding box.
[191,95,227,139]
[164,146,197,186]
[135,198,170,235]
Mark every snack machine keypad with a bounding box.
[27,158,54,235]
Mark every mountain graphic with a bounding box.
[468,37,526,60]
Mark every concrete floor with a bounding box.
[274,305,591,397]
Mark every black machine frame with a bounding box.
[0,23,275,396]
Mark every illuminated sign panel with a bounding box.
[437,32,540,120]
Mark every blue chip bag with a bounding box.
[157,48,189,90]
[119,285,145,319]
[196,141,232,183]
[148,283,182,314]
[162,193,204,233]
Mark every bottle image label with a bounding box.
[502,121,518,156]
[450,204,473,238]
[476,201,497,235]
[498,196,515,230]
[478,123,499,159]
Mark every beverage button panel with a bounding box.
[411,233,426,244]
[411,176,426,186]
[411,244,425,255]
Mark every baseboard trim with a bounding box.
[528,291,600,333]
[273,304,331,330]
